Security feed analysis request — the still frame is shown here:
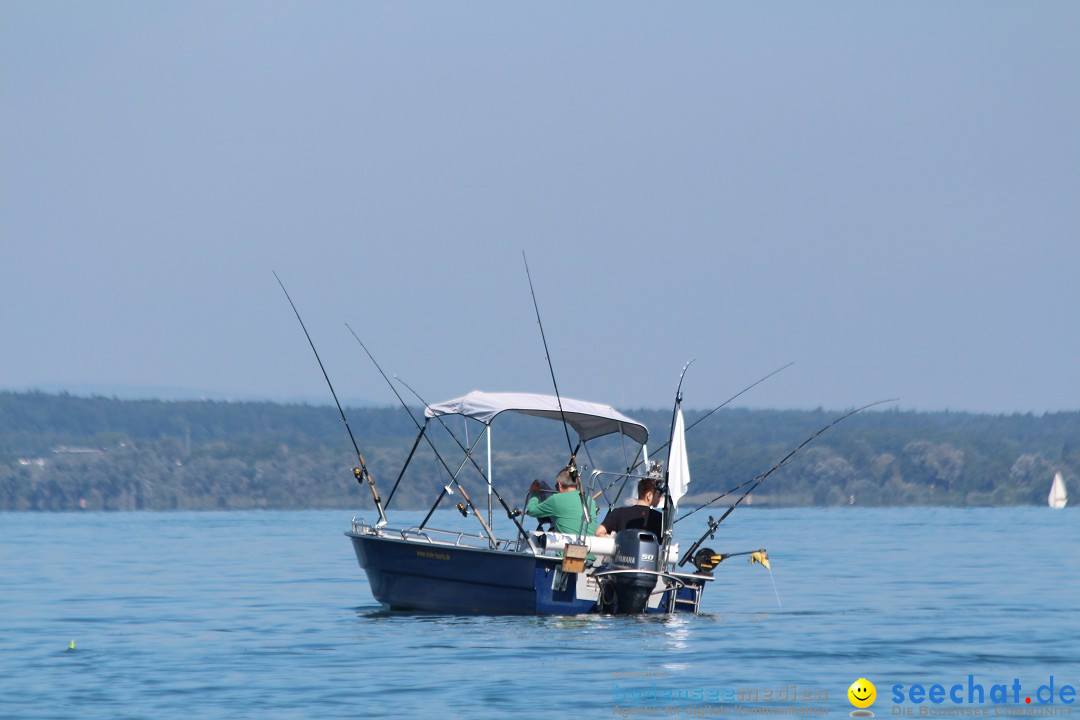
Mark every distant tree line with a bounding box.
[1,391,1076,512]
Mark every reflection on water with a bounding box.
[660,613,692,651]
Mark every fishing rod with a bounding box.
[273,273,388,526]
[583,363,796,516]
[677,398,896,567]
[344,323,498,545]
[382,425,426,511]
[686,362,794,433]
[688,548,770,572]
[658,360,694,544]
[629,362,795,475]
[676,397,897,525]
[606,362,792,514]
[522,252,580,475]
[522,252,592,535]
[393,374,536,543]
[665,359,694,466]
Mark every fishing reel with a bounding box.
[565,455,580,485]
[691,547,724,573]
[648,461,667,495]
[456,502,469,518]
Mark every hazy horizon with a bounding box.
[5,383,1077,418]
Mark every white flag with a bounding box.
[667,408,691,510]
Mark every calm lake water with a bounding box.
[2,507,1077,719]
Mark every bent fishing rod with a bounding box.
[393,373,537,544]
[344,324,508,546]
[605,361,794,511]
[660,359,694,510]
[677,398,897,567]
[273,273,387,526]
[585,363,798,517]
[665,359,694,462]
[628,361,795,476]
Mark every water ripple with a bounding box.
[1,508,1076,719]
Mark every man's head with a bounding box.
[637,477,660,506]
[555,467,579,491]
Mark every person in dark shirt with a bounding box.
[596,477,663,539]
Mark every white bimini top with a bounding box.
[424,390,648,445]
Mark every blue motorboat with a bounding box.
[345,391,715,615]
[275,272,765,616]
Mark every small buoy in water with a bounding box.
[68,639,75,651]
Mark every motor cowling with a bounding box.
[606,530,661,614]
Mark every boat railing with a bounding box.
[351,518,526,553]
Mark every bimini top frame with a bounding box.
[424,390,649,446]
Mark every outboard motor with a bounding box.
[607,530,661,614]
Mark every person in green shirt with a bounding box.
[526,467,599,536]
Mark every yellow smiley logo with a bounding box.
[848,678,877,709]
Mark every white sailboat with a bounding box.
[1048,472,1068,509]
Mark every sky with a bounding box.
[2,2,1078,415]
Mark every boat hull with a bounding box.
[347,532,598,614]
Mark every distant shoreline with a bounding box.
[2,391,1075,512]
